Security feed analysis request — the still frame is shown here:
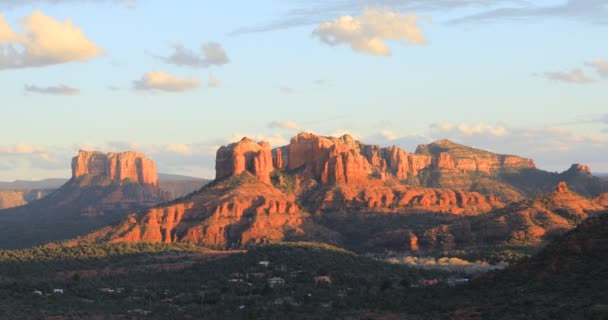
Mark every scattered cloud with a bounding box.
[278,85,293,94]
[587,59,608,78]
[230,0,516,35]
[208,75,220,88]
[451,0,608,24]
[226,132,290,149]
[0,0,136,10]
[542,69,595,84]
[330,129,362,140]
[163,144,193,156]
[602,114,608,124]
[314,79,330,87]
[313,9,426,56]
[133,71,199,92]
[268,120,303,132]
[0,11,102,70]
[155,42,229,68]
[24,84,80,95]
[431,122,508,136]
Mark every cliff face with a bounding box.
[287,132,432,185]
[309,183,502,215]
[80,174,302,248]
[216,138,273,184]
[415,139,535,174]
[72,151,158,186]
[0,190,52,210]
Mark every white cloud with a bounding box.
[587,59,608,78]
[133,71,199,92]
[0,0,136,10]
[226,133,289,149]
[157,42,229,68]
[278,85,293,94]
[268,120,303,132]
[330,129,361,140]
[542,69,595,84]
[313,9,426,56]
[24,84,80,95]
[0,11,102,70]
[431,122,508,137]
[0,15,16,42]
[208,75,221,88]
[164,144,193,156]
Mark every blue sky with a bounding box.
[1,0,607,180]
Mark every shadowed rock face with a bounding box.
[72,150,158,186]
[215,138,273,184]
[418,182,608,251]
[0,189,53,210]
[0,150,168,249]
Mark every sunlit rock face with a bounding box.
[72,150,158,186]
[215,138,274,184]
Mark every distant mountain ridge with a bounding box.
[0,173,209,210]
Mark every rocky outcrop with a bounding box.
[568,164,592,175]
[418,183,608,251]
[216,138,273,184]
[273,148,284,170]
[80,173,302,248]
[286,133,433,185]
[312,183,503,215]
[0,150,169,249]
[72,151,158,186]
[415,139,535,174]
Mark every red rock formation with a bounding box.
[567,163,592,175]
[287,133,432,185]
[312,182,503,215]
[416,139,535,174]
[215,138,273,184]
[434,152,456,169]
[84,175,302,248]
[71,151,158,186]
[555,181,569,193]
[419,185,608,251]
[273,148,284,170]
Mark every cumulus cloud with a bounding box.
[0,11,102,70]
[587,59,608,78]
[133,71,199,92]
[542,69,595,84]
[24,84,80,95]
[313,9,426,56]
[156,42,229,68]
[268,120,303,132]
